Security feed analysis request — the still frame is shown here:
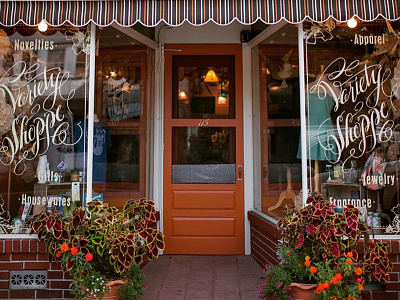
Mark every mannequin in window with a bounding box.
[74,113,111,183]
[297,65,339,193]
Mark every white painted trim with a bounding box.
[298,23,308,206]
[247,21,287,48]
[251,45,262,212]
[0,234,38,239]
[153,30,165,234]
[111,24,158,50]
[242,43,253,255]
[86,22,96,202]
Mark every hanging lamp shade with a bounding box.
[204,69,219,83]
[178,90,188,100]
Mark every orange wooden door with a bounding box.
[163,44,244,254]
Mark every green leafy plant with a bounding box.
[119,264,146,300]
[28,199,164,300]
[258,264,294,300]
[259,194,392,300]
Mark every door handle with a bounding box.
[263,165,268,180]
[238,165,242,181]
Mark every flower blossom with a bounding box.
[60,243,69,252]
[71,247,79,255]
[85,252,93,261]
[355,267,362,275]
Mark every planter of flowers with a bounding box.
[29,199,165,300]
[258,194,392,300]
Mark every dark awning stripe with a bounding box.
[0,0,399,27]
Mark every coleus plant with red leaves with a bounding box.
[28,199,164,299]
[277,194,392,285]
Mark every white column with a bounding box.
[152,29,165,232]
[243,43,253,255]
[86,22,96,202]
[298,23,308,206]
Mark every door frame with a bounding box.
[163,44,245,254]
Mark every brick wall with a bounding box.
[0,238,73,299]
[248,211,400,300]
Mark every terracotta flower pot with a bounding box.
[84,279,128,300]
[289,282,318,300]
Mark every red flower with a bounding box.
[323,282,330,289]
[309,266,317,274]
[70,247,79,256]
[335,273,343,280]
[356,278,362,283]
[55,251,61,258]
[304,261,311,266]
[346,258,353,264]
[332,277,339,285]
[85,252,93,261]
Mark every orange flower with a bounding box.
[298,263,302,267]
[335,273,343,280]
[70,247,79,255]
[323,282,330,289]
[348,297,356,300]
[356,278,362,283]
[346,258,353,264]
[314,286,323,294]
[305,256,310,261]
[310,266,317,274]
[346,252,353,258]
[85,252,93,261]
[331,277,339,285]
[286,251,291,257]
[355,267,362,276]
[358,284,363,290]
[55,251,61,258]
[317,283,325,291]
[304,261,311,266]
[60,243,69,252]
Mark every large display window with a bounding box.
[94,26,150,201]
[257,25,303,217]
[304,19,400,234]
[0,26,90,234]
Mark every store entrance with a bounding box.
[163,45,244,254]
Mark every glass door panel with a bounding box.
[172,55,235,119]
[171,127,236,184]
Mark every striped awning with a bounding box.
[0,0,399,28]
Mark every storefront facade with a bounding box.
[1,0,400,298]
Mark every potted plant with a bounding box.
[28,198,165,300]
[258,194,392,300]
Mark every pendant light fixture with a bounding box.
[204,69,219,83]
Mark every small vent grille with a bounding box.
[10,271,47,289]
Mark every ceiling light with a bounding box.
[347,17,357,29]
[204,69,219,83]
[218,93,227,104]
[38,20,48,32]
[178,91,188,100]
